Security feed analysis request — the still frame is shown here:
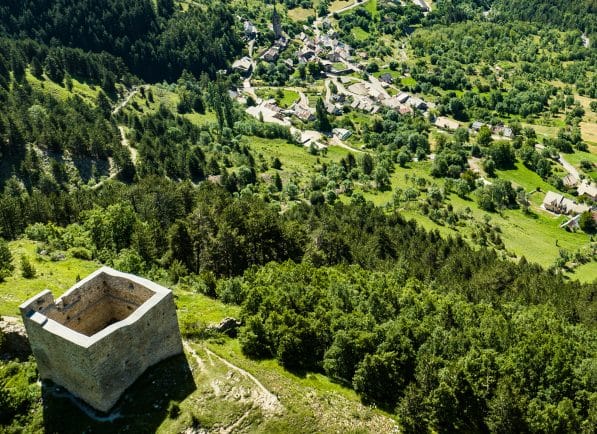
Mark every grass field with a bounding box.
[356,160,594,281]
[247,136,350,186]
[0,240,99,317]
[287,7,314,21]
[124,84,218,126]
[352,27,370,41]
[565,151,597,179]
[255,88,300,109]
[363,0,378,17]
[25,70,100,103]
[496,162,569,205]
[329,0,354,12]
[401,77,417,87]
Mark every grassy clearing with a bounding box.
[447,195,591,272]
[0,240,99,317]
[400,77,416,87]
[356,161,593,280]
[25,70,100,103]
[363,0,378,17]
[352,27,370,41]
[247,137,350,184]
[580,121,597,146]
[565,151,597,179]
[329,0,354,12]
[522,122,559,139]
[287,7,314,21]
[124,84,217,126]
[255,88,300,109]
[175,289,241,329]
[496,162,568,205]
[204,338,398,433]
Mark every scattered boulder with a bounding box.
[0,316,31,361]
[208,317,241,337]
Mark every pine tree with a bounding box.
[315,97,331,132]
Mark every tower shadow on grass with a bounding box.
[42,353,195,433]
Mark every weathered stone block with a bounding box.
[20,266,183,412]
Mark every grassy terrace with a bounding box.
[357,161,594,281]
[0,240,99,317]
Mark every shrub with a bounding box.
[68,247,93,260]
[167,400,180,418]
[20,256,36,279]
[0,239,14,282]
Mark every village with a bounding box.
[230,1,596,233]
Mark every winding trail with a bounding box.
[112,85,148,116]
[183,339,283,434]
[203,346,282,415]
[118,126,138,164]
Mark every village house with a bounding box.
[382,97,402,109]
[333,128,352,140]
[396,92,410,104]
[331,93,346,103]
[379,73,393,84]
[543,191,591,215]
[243,20,258,39]
[492,125,514,138]
[293,104,315,122]
[262,46,280,62]
[408,97,427,111]
[562,174,578,188]
[471,121,489,132]
[326,103,342,115]
[232,57,253,75]
[578,180,597,201]
[398,105,414,115]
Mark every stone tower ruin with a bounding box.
[20,266,183,412]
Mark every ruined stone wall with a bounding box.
[40,274,154,336]
[20,267,183,412]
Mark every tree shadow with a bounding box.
[42,353,195,433]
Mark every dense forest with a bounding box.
[0,0,244,81]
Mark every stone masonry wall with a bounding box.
[20,267,183,412]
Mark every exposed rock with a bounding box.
[0,316,31,361]
[209,317,241,337]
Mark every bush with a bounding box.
[68,247,92,260]
[215,277,245,304]
[167,400,180,418]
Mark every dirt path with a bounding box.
[203,347,282,415]
[219,410,251,434]
[559,153,581,182]
[330,136,363,153]
[112,86,143,116]
[118,126,138,164]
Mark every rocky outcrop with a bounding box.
[0,316,31,361]
[209,317,241,337]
